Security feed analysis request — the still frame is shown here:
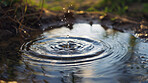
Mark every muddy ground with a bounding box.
[0,9,148,57]
[41,11,148,40]
[0,8,148,53]
[0,6,148,81]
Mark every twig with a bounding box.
[19,12,40,20]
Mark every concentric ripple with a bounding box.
[21,35,128,65]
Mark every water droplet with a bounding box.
[67,24,70,27]
[68,10,70,13]
[61,19,64,21]
[63,8,65,10]
[24,31,27,33]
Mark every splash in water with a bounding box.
[19,23,136,83]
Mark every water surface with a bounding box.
[16,23,148,82]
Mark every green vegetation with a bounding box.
[25,0,148,15]
[28,0,100,11]
[0,0,148,14]
[96,0,147,14]
[50,6,63,11]
[86,7,97,12]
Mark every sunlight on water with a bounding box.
[21,23,130,66]
[18,23,148,82]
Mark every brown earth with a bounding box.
[0,3,148,81]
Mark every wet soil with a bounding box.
[0,6,148,82]
[40,11,148,41]
[0,3,148,41]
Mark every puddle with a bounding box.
[21,23,130,66]
[1,23,148,83]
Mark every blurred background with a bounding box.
[1,0,148,15]
[29,0,148,15]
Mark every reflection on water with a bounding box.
[20,23,129,82]
[1,23,148,83]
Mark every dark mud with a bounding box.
[0,10,148,82]
[41,11,148,38]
